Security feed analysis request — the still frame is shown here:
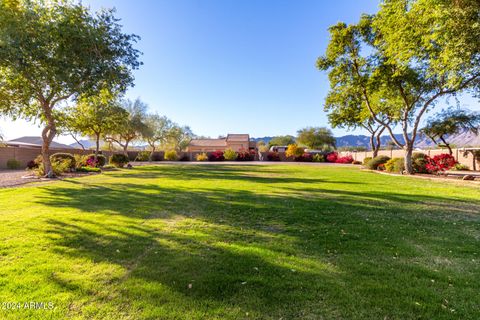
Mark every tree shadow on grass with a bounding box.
[44,217,349,319]
[105,164,363,185]
[31,167,480,319]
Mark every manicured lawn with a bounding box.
[0,164,479,319]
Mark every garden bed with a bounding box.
[364,168,480,185]
[0,169,101,188]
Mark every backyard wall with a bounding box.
[1,145,477,170]
[0,146,114,169]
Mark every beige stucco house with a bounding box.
[187,134,256,152]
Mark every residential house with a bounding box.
[6,136,74,149]
[187,134,256,152]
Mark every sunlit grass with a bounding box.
[0,164,479,319]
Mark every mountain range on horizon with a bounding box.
[251,130,480,149]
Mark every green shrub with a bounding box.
[34,158,73,176]
[385,157,405,173]
[223,148,237,161]
[453,163,470,171]
[312,154,325,162]
[73,154,88,169]
[50,153,76,170]
[196,153,208,161]
[76,166,101,173]
[412,153,428,173]
[366,155,391,170]
[32,155,43,168]
[110,154,129,168]
[6,159,21,170]
[363,157,372,165]
[164,150,178,161]
[135,151,151,161]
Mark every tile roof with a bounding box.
[226,134,249,142]
[189,139,227,147]
[7,136,73,149]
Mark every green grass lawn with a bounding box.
[0,164,479,319]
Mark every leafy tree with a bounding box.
[318,1,480,174]
[105,98,149,156]
[268,135,296,148]
[66,90,128,160]
[296,127,336,150]
[167,125,193,152]
[422,108,480,155]
[256,140,269,152]
[324,82,390,157]
[143,114,173,161]
[0,0,141,176]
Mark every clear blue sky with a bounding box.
[1,0,478,141]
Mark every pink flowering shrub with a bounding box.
[85,157,98,168]
[336,155,354,164]
[326,152,338,163]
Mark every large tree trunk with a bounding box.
[94,133,100,161]
[404,144,414,175]
[123,143,129,157]
[369,134,378,158]
[439,136,453,155]
[149,144,155,162]
[41,116,57,178]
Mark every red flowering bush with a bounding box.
[326,152,338,163]
[237,149,255,161]
[336,155,354,164]
[425,154,456,173]
[267,152,280,161]
[208,150,224,161]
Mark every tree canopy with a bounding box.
[143,114,174,160]
[318,0,480,173]
[268,135,296,148]
[167,125,193,152]
[296,127,336,150]
[66,89,128,158]
[106,98,149,155]
[422,108,480,154]
[0,0,141,175]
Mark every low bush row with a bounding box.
[22,152,130,176]
[364,153,459,174]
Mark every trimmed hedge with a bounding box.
[366,155,391,170]
[385,157,405,173]
[164,150,178,161]
[110,154,129,168]
[50,153,76,170]
[223,148,238,161]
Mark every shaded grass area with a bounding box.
[0,164,479,319]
